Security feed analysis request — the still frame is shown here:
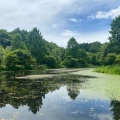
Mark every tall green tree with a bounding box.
[109,16,120,44]
[11,33,27,50]
[27,27,48,64]
[51,48,62,66]
[10,28,29,42]
[0,29,11,48]
[66,37,80,59]
[106,16,120,55]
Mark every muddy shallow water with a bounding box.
[0,68,120,120]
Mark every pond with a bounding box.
[0,68,120,120]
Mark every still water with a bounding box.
[0,68,120,120]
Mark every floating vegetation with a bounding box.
[15,69,95,81]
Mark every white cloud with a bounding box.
[0,0,75,31]
[61,29,109,44]
[69,18,78,23]
[90,113,113,120]
[51,24,58,29]
[0,0,119,47]
[61,30,79,36]
[76,30,110,44]
[88,6,120,19]
[44,29,110,48]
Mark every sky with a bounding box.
[0,0,120,47]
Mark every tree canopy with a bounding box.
[0,16,120,70]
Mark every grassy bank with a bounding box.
[94,64,120,75]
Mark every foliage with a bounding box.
[115,54,120,64]
[63,56,79,68]
[79,41,101,53]
[5,49,34,71]
[94,64,120,75]
[0,45,5,64]
[0,16,120,72]
[104,16,120,56]
[44,55,57,68]
[109,16,120,45]
[78,58,87,67]
[66,37,80,59]
[0,29,11,48]
[89,41,101,53]
[27,27,48,64]
[11,33,27,50]
[10,28,29,42]
[105,53,116,65]
[36,64,47,70]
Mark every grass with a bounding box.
[94,64,120,75]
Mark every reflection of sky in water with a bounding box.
[1,68,120,120]
[0,86,113,120]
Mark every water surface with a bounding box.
[0,68,120,120]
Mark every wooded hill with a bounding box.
[0,16,120,71]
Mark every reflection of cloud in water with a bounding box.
[90,113,112,120]
[0,69,119,120]
[71,110,79,114]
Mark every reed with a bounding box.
[94,64,120,75]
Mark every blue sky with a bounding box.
[0,0,120,47]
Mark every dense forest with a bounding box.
[0,16,120,71]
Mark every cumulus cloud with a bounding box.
[61,30,79,36]
[0,0,119,46]
[88,6,120,19]
[69,18,78,23]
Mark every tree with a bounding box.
[63,56,79,68]
[5,49,34,70]
[78,58,87,67]
[89,41,101,53]
[106,16,120,55]
[79,49,88,61]
[66,37,80,59]
[27,28,48,64]
[109,16,120,44]
[10,28,29,42]
[51,48,62,66]
[79,43,89,52]
[11,33,27,50]
[105,53,116,65]
[0,45,5,64]
[44,55,57,68]
[91,55,97,65]
[0,29,11,48]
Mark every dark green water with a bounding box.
[0,69,120,120]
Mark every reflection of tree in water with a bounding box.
[110,100,120,120]
[66,84,80,100]
[0,73,85,114]
[0,78,61,114]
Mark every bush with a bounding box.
[5,49,34,71]
[63,56,79,68]
[44,55,57,68]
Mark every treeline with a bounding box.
[0,16,120,71]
